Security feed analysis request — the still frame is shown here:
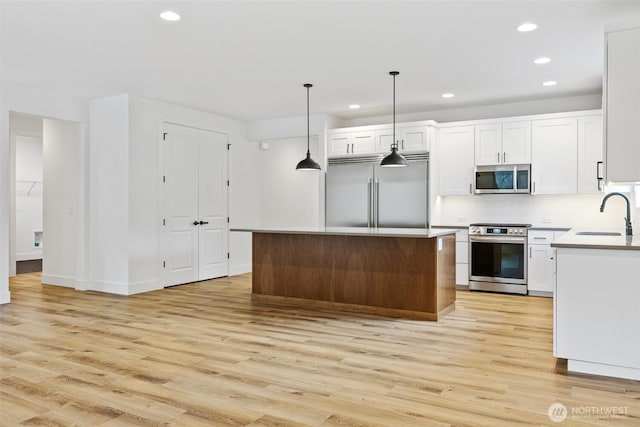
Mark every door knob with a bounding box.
[193,221,199,226]
[199,221,209,225]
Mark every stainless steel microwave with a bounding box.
[474,164,531,194]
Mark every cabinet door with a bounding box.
[502,121,531,164]
[439,126,475,195]
[474,124,502,165]
[605,28,640,183]
[351,132,376,154]
[328,134,350,156]
[376,128,395,153]
[531,118,578,195]
[400,126,430,152]
[528,244,554,293]
[578,115,604,194]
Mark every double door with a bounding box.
[325,158,428,228]
[162,123,229,286]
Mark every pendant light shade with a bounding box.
[381,71,408,167]
[296,83,321,171]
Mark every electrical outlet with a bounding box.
[457,216,467,223]
[541,217,552,224]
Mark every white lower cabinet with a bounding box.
[527,230,567,296]
[455,229,469,287]
[527,231,555,296]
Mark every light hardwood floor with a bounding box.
[1,273,638,426]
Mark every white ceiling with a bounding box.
[2,1,639,122]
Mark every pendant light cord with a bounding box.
[393,73,396,149]
[305,83,312,155]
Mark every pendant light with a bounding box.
[296,83,321,171]
[380,71,409,167]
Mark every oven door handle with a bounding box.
[470,237,527,244]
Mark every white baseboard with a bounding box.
[568,359,640,381]
[41,274,76,288]
[16,252,42,262]
[0,290,11,304]
[88,279,162,296]
[229,264,251,276]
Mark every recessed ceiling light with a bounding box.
[517,22,537,32]
[534,57,551,64]
[542,80,557,87]
[160,11,181,21]
[349,104,360,109]
[442,93,455,98]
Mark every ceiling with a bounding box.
[2,1,639,122]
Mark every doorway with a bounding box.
[160,122,229,286]
[9,112,84,287]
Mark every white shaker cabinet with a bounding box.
[502,121,532,164]
[527,230,566,296]
[376,125,430,153]
[531,118,578,195]
[438,126,475,196]
[474,124,502,165]
[577,115,604,194]
[605,27,640,183]
[455,229,469,287]
[327,131,376,156]
[475,121,531,165]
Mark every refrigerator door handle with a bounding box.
[367,178,372,228]
[375,178,380,228]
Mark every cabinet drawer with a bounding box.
[528,230,555,245]
[456,241,468,264]
[456,229,469,242]
[456,263,469,286]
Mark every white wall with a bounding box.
[430,193,627,229]
[258,137,321,228]
[88,94,249,293]
[15,134,43,261]
[88,95,130,291]
[42,118,83,287]
[1,82,89,304]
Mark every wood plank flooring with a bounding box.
[1,273,639,426]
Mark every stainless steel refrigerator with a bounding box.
[325,153,429,228]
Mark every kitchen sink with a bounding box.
[574,231,622,236]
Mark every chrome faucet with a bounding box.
[600,192,633,236]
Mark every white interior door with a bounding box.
[197,129,228,280]
[163,123,199,286]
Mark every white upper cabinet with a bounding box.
[400,126,430,152]
[475,121,531,165]
[376,125,430,153]
[439,126,475,196]
[327,131,376,156]
[474,124,502,165]
[531,118,578,195]
[577,115,604,194]
[502,121,532,164]
[604,27,640,183]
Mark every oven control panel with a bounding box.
[469,225,529,236]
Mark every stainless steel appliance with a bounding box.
[325,153,429,228]
[468,223,531,294]
[474,164,531,194]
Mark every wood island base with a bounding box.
[251,231,456,320]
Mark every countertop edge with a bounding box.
[231,228,458,239]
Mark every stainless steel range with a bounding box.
[468,223,531,295]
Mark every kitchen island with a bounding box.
[232,227,457,320]
[552,228,640,380]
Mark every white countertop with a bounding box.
[231,227,458,239]
[551,227,640,251]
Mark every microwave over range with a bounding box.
[474,164,531,194]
